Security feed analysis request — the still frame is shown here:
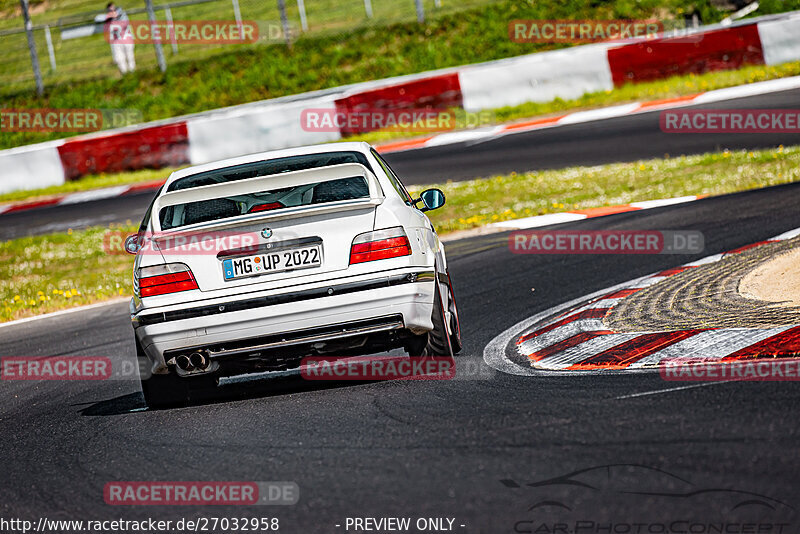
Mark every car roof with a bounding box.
[164,141,375,189]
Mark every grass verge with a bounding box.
[2,145,798,322]
[0,224,135,322]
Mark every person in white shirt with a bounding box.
[105,3,135,74]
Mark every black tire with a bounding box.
[140,371,191,409]
[408,277,454,357]
[445,271,463,354]
[136,338,214,408]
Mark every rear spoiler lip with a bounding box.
[151,163,384,233]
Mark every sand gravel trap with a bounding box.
[740,246,800,307]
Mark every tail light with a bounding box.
[350,227,412,265]
[137,263,198,297]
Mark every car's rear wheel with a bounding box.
[140,371,190,408]
[136,338,214,408]
[445,270,463,354]
[407,274,454,357]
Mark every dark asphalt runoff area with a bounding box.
[2,88,800,240]
[1,182,799,531]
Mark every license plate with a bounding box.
[222,244,322,281]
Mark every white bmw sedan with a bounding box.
[128,142,461,407]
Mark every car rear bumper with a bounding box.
[132,268,437,374]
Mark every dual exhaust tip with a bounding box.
[176,351,210,372]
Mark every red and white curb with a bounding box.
[484,227,800,376]
[0,180,165,215]
[377,75,800,154]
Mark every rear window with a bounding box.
[159,176,369,230]
[167,151,374,192]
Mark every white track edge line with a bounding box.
[0,297,129,329]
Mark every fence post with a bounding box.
[414,0,424,23]
[277,0,291,47]
[19,0,44,95]
[164,6,178,53]
[145,0,167,72]
[44,24,57,71]
[364,0,373,18]
[230,0,243,41]
[297,0,308,31]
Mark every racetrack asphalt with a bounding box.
[1,180,799,531]
[2,87,800,241]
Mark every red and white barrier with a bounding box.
[758,15,800,66]
[1,142,66,194]
[459,43,614,111]
[187,97,341,165]
[334,73,463,134]
[57,122,190,180]
[2,11,800,196]
[608,25,764,86]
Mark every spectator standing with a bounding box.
[105,2,136,74]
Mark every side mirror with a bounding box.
[417,188,446,212]
[124,234,141,255]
